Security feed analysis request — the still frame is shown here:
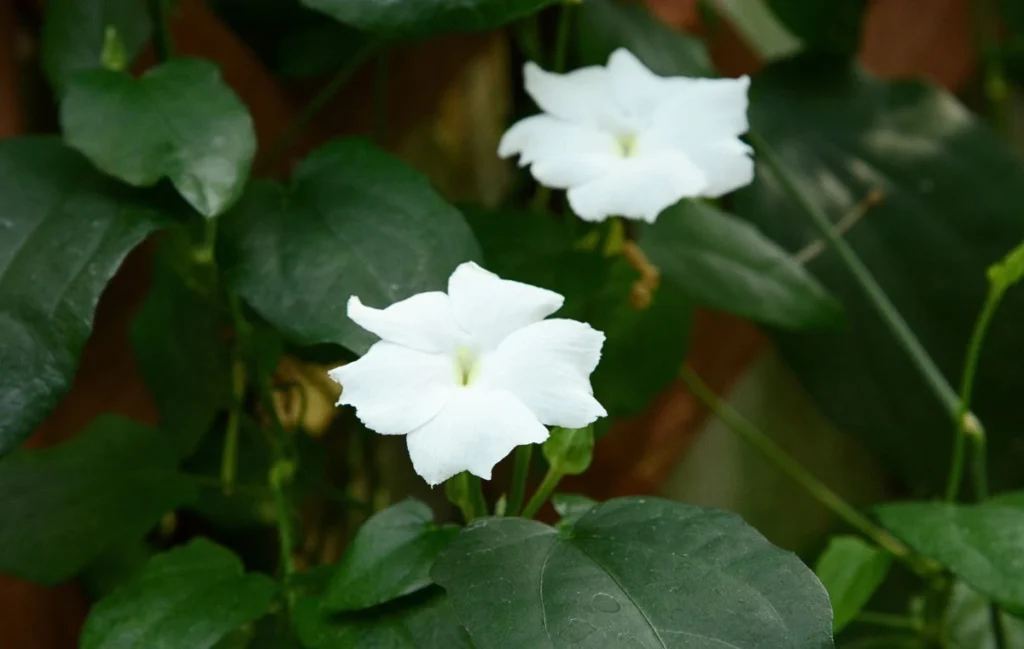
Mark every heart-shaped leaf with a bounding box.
[433,497,835,648]
[0,137,164,456]
[81,539,277,649]
[736,56,1024,493]
[219,139,481,355]
[0,415,198,584]
[814,535,891,632]
[301,0,558,37]
[876,502,1024,616]
[41,0,151,93]
[61,59,256,218]
[323,500,459,612]
[640,200,841,329]
[765,0,867,55]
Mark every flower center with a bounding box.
[617,132,639,158]
[452,346,481,387]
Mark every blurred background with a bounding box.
[2,0,1022,646]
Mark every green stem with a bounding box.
[258,42,378,173]
[972,0,1013,136]
[507,445,533,516]
[148,0,174,62]
[681,366,928,572]
[269,459,298,583]
[855,612,922,632]
[990,602,1008,649]
[946,283,1001,501]
[219,358,246,495]
[521,467,563,519]
[750,131,962,421]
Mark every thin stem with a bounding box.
[750,131,962,421]
[528,3,574,213]
[270,459,298,583]
[148,0,174,62]
[972,0,1013,136]
[219,358,246,495]
[990,602,1008,649]
[946,284,1002,501]
[855,612,922,632]
[521,467,563,519]
[258,43,377,173]
[681,366,926,571]
[507,445,533,516]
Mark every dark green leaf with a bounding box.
[62,59,256,218]
[876,502,1024,616]
[814,536,891,632]
[766,0,867,55]
[0,415,197,584]
[132,250,232,457]
[219,139,480,355]
[988,490,1024,508]
[577,0,713,76]
[641,200,841,329]
[551,493,597,528]
[323,499,459,611]
[81,539,277,649]
[301,0,557,37]
[433,497,834,648]
[736,56,1024,493]
[542,426,594,476]
[946,581,1024,649]
[0,137,164,456]
[276,21,375,79]
[293,589,473,649]
[41,0,151,93]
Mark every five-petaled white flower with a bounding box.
[499,48,753,223]
[329,262,607,486]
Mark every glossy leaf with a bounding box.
[0,416,197,584]
[736,56,1024,493]
[41,0,151,93]
[323,500,459,611]
[814,536,891,632]
[293,589,473,649]
[577,0,713,76]
[551,493,597,528]
[62,59,256,218]
[131,251,231,457]
[219,140,480,355]
[81,539,277,649]
[766,0,867,55]
[543,426,594,476]
[301,0,557,37]
[433,497,835,648]
[876,502,1024,616]
[946,581,1024,649]
[641,200,841,329]
[0,138,164,456]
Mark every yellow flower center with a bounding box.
[453,347,481,387]
[617,132,639,158]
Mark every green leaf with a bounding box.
[301,0,557,37]
[814,536,891,632]
[736,56,1024,494]
[640,200,841,329]
[81,539,278,649]
[41,0,151,94]
[551,493,597,528]
[323,500,459,612]
[132,249,232,457]
[433,497,835,648]
[577,0,713,76]
[946,581,1024,649]
[293,589,473,649]
[765,0,867,55]
[0,137,164,456]
[61,59,257,218]
[219,140,480,355]
[0,415,197,584]
[876,502,1024,616]
[988,239,1024,293]
[542,426,594,476]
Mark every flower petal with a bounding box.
[447,262,564,349]
[688,139,755,197]
[567,151,706,222]
[405,389,549,485]
[606,48,670,121]
[649,75,751,144]
[499,115,619,166]
[480,319,606,429]
[523,62,613,127]
[329,342,454,436]
[347,292,467,354]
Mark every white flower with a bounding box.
[499,48,753,223]
[328,262,607,486]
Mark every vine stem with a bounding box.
[749,131,962,422]
[148,0,174,62]
[507,445,533,516]
[972,0,1013,136]
[520,467,563,519]
[219,358,246,495]
[680,366,930,573]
